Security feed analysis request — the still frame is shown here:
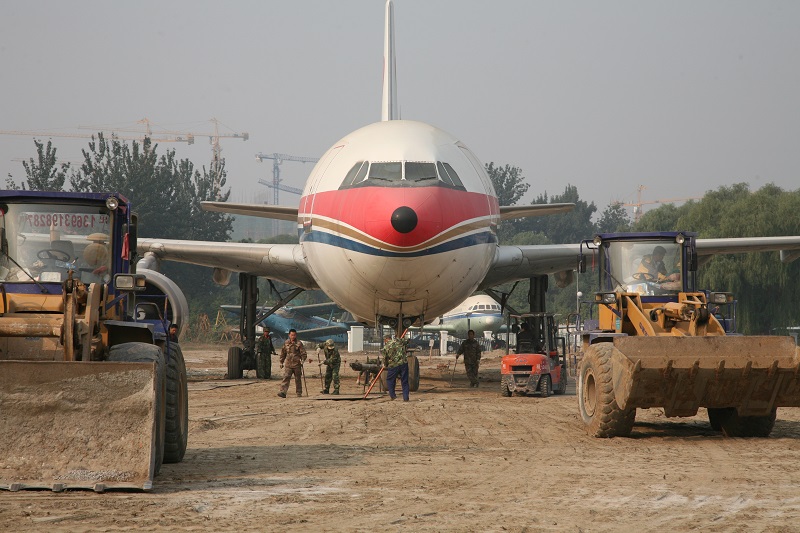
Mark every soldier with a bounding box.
[256,327,277,379]
[456,329,483,387]
[278,329,307,398]
[318,338,341,395]
[382,335,410,401]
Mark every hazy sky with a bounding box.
[2,0,798,218]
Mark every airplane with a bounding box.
[137,0,800,381]
[220,302,353,344]
[421,294,505,338]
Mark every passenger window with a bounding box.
[369,162,402,182]
[405,162,437,182]
[342,161,366,187]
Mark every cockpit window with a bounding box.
[342,161,368,187]
[338,161,466,191]
[368,162,403,182]
[406,162,437,182]
[441,163,464,188]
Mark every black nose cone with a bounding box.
[391,206,418,234]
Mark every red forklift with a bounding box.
[500,312,568,397]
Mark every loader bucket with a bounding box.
[0,361,159,492]
[609,336,800,418]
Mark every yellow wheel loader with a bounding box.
[0,191,189,491]
[576,232,799,438]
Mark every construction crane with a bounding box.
[255,152,319,206]
[621,185,703,223]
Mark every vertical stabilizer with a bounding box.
[381,0,398,121]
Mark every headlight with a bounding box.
[115,273,147,291]
[602,293,616,304]
[593,235,603,246]
[675,234,685,244]
[105,196,119,211]
[709,292,733,304]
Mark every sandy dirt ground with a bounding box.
[3,343,800,532]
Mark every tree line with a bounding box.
[8,138,799,334]
[487,164,800,334]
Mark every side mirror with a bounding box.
[686,247,697,272]
[128,214,139,259]
[578,255,587,274]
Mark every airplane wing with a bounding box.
[201,201,299,221]
[480,236,800,290]
[137,238,318,289]
[499,203,575,221]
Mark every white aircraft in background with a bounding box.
[422,294,505,338]
[138,1,800,369]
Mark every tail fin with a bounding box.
[381,0,398,121]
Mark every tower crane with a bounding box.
[621,185,703,223]
[254,152,319,206]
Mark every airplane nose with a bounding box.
[391,206,418,234]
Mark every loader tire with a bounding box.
[408,355,420,392]
[540,374,551,398]
[500,378,512,397]
[707,408,725,431]
[227,347,243,379]
[164,342,188,464]
[717,407,777,438]
[578,343,635,438]
[554,369,567,395]
[109,342,166,475]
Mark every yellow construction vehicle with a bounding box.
[576,232,800,438]
[0,191,189,491]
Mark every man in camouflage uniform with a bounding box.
[456,329,483,388]
[256,327,277,379]
[382,335,410,401]
[318,338,341,395]
[278,329,307,398]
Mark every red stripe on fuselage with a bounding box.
[300,187,498,247]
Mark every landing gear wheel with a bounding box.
[408,355,420,392]
[717,407,776,437]
[227,347,243,379]
[539,374,551,398]
[500,378,512,397]
[163,342,188,464]
[256,351,271,379]
[109,342,166,474]
[578,343,635,438]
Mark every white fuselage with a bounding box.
[298,120,500,324]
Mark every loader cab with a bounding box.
[0,192,130,291]
[586,232,697,300]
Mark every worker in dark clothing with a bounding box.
[256,327,277,379]
[382,336,410,401]
[516,321,534,353]
[168,323,179,343]
[318,338,341,395]
[456,329,483,387]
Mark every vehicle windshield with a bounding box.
[602,240,683,295]
[0,202,113,284]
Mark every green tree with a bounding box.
[520,184,597,244]
[6,139,70,191]
[485,162,529,207]
[596,202,632,233]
